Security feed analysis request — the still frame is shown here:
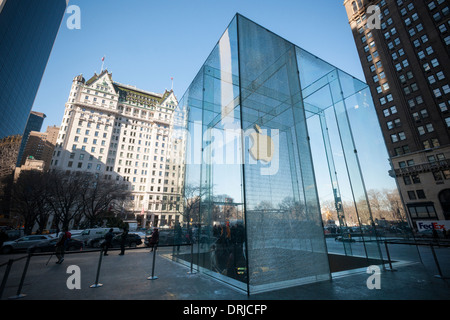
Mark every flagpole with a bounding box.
[101,56,105,72]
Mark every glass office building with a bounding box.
[0,0,67,140]
[169,14,412,294]
[16,111,46,166]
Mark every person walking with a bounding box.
[55,227,71,264]
[119,228,128,255]
[103,228,114,256]
[149,227,159,252]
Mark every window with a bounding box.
[428,1,436,10]
[431,58,439,67]
[404,176,412,185]
[434,88,442,97]
[391,134,399,142]
[443,84,450,94]
[418,51,425,59]
[407,191,416,200]
[428,75,436,84]
[416,190,426,199]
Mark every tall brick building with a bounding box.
[344,0,450,228]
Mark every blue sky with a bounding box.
[33,0,364,129]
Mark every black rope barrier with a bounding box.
[0,241,196,298]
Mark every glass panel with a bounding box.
[238,15,330,293]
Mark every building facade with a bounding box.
[21,125,59,171]
[344,0,450,227]
[0,0,67,140]
[16,111,46,167]
[50,71,184,227]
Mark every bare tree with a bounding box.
[80,176,131,227]
[45,170,90,231]
[10,170,48,235]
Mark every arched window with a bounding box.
[352,1,358,13]
[357,0,363,8]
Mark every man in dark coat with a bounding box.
[103,228,114,256]
[149,227,159,252]
[119,228,128,255]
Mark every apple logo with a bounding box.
[249,124,275,163]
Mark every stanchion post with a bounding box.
[384,241,397,271]
[430,244,448,279]
[188,242,197,275]
[90,248,104,288]
[0,259,14,300]
[9,253,32,299]
[147,246,158,280]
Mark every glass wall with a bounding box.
[0,0,67,140]
[172,14,409,295]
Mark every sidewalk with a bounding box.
[0,245,449,301]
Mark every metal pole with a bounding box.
[0,259,13,300]
[147,246,158,280]
[90,249,104,288]
[188,242,197,275]
[384,241,396,271]
[9,253,32,299]
[430,244,447,279]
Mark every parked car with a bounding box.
[86,231,121,248]
[1,235,53,254]
[334,234,356,243]
[72,227,121,244]
[99,233,142,248]
[27,238,84,253]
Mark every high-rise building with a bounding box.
[0,0,67,140]
[21,125,59,171]
[344,0,450,228]
[16,111,46,167]
[50,71,184,227]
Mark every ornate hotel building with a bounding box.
[50,71,185,227]
[344,0,450,227]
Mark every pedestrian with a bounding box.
[149,227,159,252]
[432,227,439,242]
[55,227,71,264]
[119,228,128,255]
[0,229,8,248]
[103,228,114,256]
[210,244,221,273]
